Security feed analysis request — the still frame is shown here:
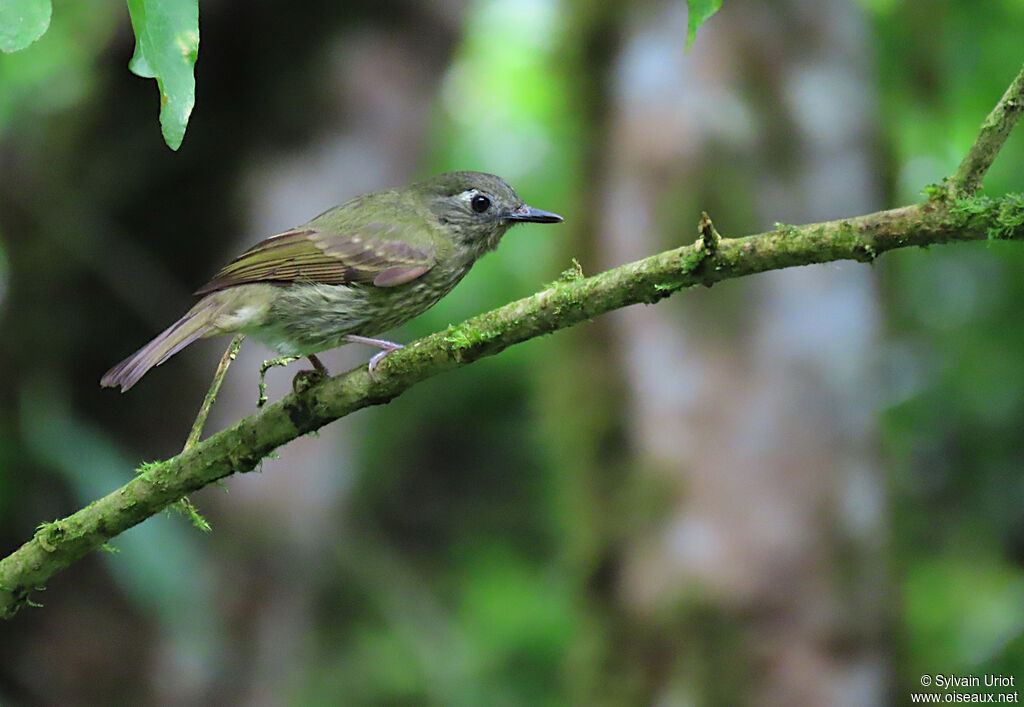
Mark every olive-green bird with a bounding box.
[101,171,562,391]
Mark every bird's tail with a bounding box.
[101,298,222,392]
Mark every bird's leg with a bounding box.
[258,355,300,408]
[345,335,404,381]
[307,354,329,376]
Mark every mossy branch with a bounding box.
[3,65,1024,619]
[2,194,1023,617]
[948,61,1024,197]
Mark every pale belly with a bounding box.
[238,272,468,356]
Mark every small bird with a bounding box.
[101,171,562,391]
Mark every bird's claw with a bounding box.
[367,344,403,382]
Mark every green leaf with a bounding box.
[0,0,52,53]
[685,0,721,51]
[125,0,198,150]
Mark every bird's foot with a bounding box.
[257,355,300,408]
[367,346,404,381]
[345,335,404,382]
[291,369,324,395]
[292,353,329,394]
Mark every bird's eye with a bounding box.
[471,194,491,213]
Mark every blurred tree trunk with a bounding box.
[547,0,891,703]
[544,0,665,703]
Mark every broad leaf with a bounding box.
[686,0,721,51]
[126,0,198,151]
[0,0,51,53]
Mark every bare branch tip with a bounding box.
[947,62,1024,197]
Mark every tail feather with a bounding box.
[101,301,220,392]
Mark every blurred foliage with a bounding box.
[0,0,115,138]
[870,0,1024,691]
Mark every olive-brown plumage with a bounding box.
[101,171,562,391]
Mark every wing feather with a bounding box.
[195,223,435,295]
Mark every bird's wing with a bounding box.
[194,222,436,295]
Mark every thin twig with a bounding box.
[258,355,300,408]
[186,334,245,449]
[171,334,245,531]
[948,61,1024,197]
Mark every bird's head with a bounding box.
[417,171,562,256]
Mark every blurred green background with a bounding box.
[1,0,1024,704]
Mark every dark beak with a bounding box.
[504,204,563,224]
